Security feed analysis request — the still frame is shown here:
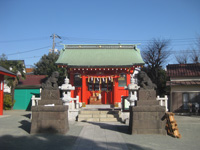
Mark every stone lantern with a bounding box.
[126,68,140,106]
[59,77,79,109]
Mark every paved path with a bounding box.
[0,110,128,150]
[72,122,128,150]
[1,110,200,150]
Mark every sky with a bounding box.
[0,0,200,68]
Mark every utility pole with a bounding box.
[50,33,61,53]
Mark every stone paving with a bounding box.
[0,110,200,150]
[72,122,128,150]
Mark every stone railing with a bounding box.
[31,93,80,111]
[156,95,168,111]
[31,94,80,110]
[31,95,41,106]
[121,95,169,112]
[66,96,80,110]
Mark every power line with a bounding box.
[17,55,42,59]
[1,35,198,57]
[6,45,51,56]
[60,36,198,43]
[0,36,49,43]
[0,35,198,44]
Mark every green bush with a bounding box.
[3,94,15,110]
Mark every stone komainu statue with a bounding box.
[138,71,157,90]
[42,71,59,90]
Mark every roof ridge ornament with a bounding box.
[64,44,138,49]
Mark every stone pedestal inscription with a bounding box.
[129,89,166,135]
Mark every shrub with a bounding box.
[3,94,15,110]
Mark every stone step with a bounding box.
[80,110,120,115]
[78,114,119,118]
[78,117,119,122]
[136,100,159,106]
[78,110,121,122]
[85,104,113,109]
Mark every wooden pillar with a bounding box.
[104,92,107,104]
[82,75,87,104]
[0,75,4,115]
[126,73,131,85]
[113,77,119,104]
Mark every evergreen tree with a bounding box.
[34,52,66,85]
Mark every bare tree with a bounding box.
[175,36,200,64]
[142,38,171,95]
[191,49,200,63]
[175,52,189,64]
[191,36,200,63]
[142,38,171,68]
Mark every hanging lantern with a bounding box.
[93,77,95,83]
[88,76,90,82]
[130,70,134,73]
[100,78,102,84]
[105,77,107,83]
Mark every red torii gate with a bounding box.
[0,66,16,115]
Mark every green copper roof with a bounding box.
[56,44,144,67]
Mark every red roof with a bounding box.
[167,63,200,77]
[18,75,47,86]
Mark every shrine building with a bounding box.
[56,44,144,106]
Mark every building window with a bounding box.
[182,92,200,109]
[74,74,82,87]
[118,73,127,87]
[182,93,189,109]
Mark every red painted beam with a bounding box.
[0,71,16,78]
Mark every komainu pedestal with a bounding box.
[31,104,69,134]
[31,72,69,134]
[129,89,166,134]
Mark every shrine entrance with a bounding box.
[87,76,113,105]
[70,70,132,106]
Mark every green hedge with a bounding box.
[3,94,15,110]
